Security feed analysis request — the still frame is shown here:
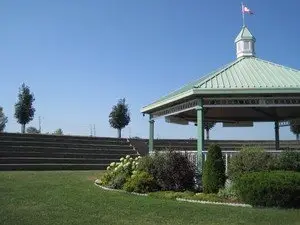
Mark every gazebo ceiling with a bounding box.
[141,57,300,114]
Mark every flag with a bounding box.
[242,5,254,15]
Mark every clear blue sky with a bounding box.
[0,0,299,139]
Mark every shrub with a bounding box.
[138,151,195,191]
[99,155,142,189]
[123,171,158,193]
[228,146,276,180]
[235,171,300,208]
[217,179,238,201]
[109,172,128,189]
[277,151,300,172]
[202,144,226,193]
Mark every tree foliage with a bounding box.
[204,121,216,140]
[109,98,130,138]
[14,83,35,133]
[53,128,63,135]
[290,120,300,140]
[26,126,40,134]
[203,144,226,193]
[0,107,8,132]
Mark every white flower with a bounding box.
[110,162,116,167]
[106,166,111,170]
[120,157,124,162]
[126,155,130,159]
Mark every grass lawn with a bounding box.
[0,171,299,225]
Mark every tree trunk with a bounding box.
[21,124,25,134]
[206,129,210,140]
[297,134,299,141]
[118,129,121,138]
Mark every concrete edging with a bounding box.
[94,179,252,207]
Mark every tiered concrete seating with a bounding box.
[0,133,138,170]
[151,139,299,152]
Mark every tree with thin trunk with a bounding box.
[204,121,216,140]
[14,83,35,133]
[109,98,130,138]
[290,120,300,140]
[0,107,8,132]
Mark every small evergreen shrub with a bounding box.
[202,144,226,193]
[228,146,276,180]
[138,151,196,191]
[123,171,158,193]
[277,151,300,172]
[235,171,300,208]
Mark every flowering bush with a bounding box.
[99,155,142,188]
[123,171,158,193]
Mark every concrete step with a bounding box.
[0,157,135,164]
[0,163,108,171]
[0,146,137,154]
[0,141,133,149]
[0,151,139,159]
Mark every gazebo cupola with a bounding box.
[235,26,256,58]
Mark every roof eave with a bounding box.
[140,89,194,114]
[141,88,300,114]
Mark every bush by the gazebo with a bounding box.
[228,146,276,180]
[276,151,300,172]
[138,151,196,191]
[235,171,300,208]
[202,144,226,193]
[98,155,141,188]
[123,171,159,193]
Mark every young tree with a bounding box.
[0,107,8,132]
[26,126,40,134]
[109,98,131,138]
[204,121,216,140]
[53,128,63,135]
[14,83,35,133]
[290,120,300,140]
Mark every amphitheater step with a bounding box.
[0,157,137,164]
[0,151,138,159]
[0,163,108,171]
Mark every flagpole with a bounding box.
[241,2,245,26]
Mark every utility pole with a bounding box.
[93,124,96,137]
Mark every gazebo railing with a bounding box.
[175,150,284,174]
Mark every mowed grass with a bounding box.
[0,171,299,225]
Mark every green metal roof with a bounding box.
[235,26,256,42]
[141,57,300,113]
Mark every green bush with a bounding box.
[217,179,238,201]
[138,151,195,191]
[277,151,300,172]
[235,171,300,208]
[148,191,195,200]
[98,155,142,189]
[123,171,158,193]
[228,146,276,180]
[202,144,226,193]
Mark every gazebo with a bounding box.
[141,26,300,172]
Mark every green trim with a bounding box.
[141,57,300,114]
